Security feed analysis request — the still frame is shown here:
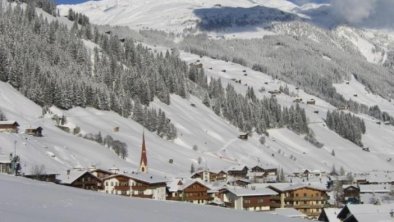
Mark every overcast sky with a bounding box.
[56,0,88,4]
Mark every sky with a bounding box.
[56,0,88,4]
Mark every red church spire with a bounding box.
[139,131,148,173]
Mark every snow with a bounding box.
[336,27,386,64]
[0,174,308,222]
[334,75,394,116]
[57,0,303,37]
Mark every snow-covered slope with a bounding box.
[58,0,300,34]
[0,174,307,222]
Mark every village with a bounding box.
[1,120,394,222]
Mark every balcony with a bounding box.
[131,185,149,191]
[285,196,327,201]
[114,185,130,191]
[293,204,325,209]
[132,194,153,199]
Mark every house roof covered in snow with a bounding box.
[57,170,96,185]
[224,186,277,197]
[167,178,210,192]
[0,121,19,126]
[359,184,391,193]
[268,183,327,192]
[0,155,11,164]
[227,165,248,171]
[338,204,394,222]
[127,172,169,184]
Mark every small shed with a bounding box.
[25,127,43,137]
[306,99,316,105]
[0,121,19,133]
[238,133,249,140]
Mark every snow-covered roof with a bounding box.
[0,121,18,125]
[127,172,169,184]
[167,178,210,192]
[0,155,11,164]
[321,208,341,222]
[227,165,248,171]
[341,204,394,222]
[271,208,306,218]
[269,183,327,192]
[224,186,277,197]
[57,170,94,185]
[359,184,392,193]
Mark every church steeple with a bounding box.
[139,131,148,173]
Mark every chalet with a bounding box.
[191,169,227,182]
[113,127,120,132]
[0,121,19,133]
[249,166,278,183]
[101,172,167,200]
[342,185,360,204]
[25,127,43,137]
[57,170,102,191]
[268,183,329,218]
[167,179,212,204]
[0,155,11,174]
[238,133,249,140]
[128,172,167,200]
[307,99,316,105]
[102,174,132,196]
[219,186,277,211]
[317,208,340,222]
[90,168,113,179]
[337,204,394,222]
[227,165,249,179]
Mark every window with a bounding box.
[304,193,307,197]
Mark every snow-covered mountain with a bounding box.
[1,0,394,179]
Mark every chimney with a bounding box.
[67,169,70,179]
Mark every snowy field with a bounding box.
[0,174,306,222]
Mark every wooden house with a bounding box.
[191,169,227,182]
[0,155,11,174]
[167,179,212,204]
[307,99,316,105]
[219,187,277,211]
[128,172,167,200]
[101,172,167,200]
[57,170,102,191]
[227,165,249,179]
[0,121,19,133]
[268,184,329,218]
[25,127,43,137]
[342,185,360,204]
[238,133,249,140]
[102,174,132,196]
